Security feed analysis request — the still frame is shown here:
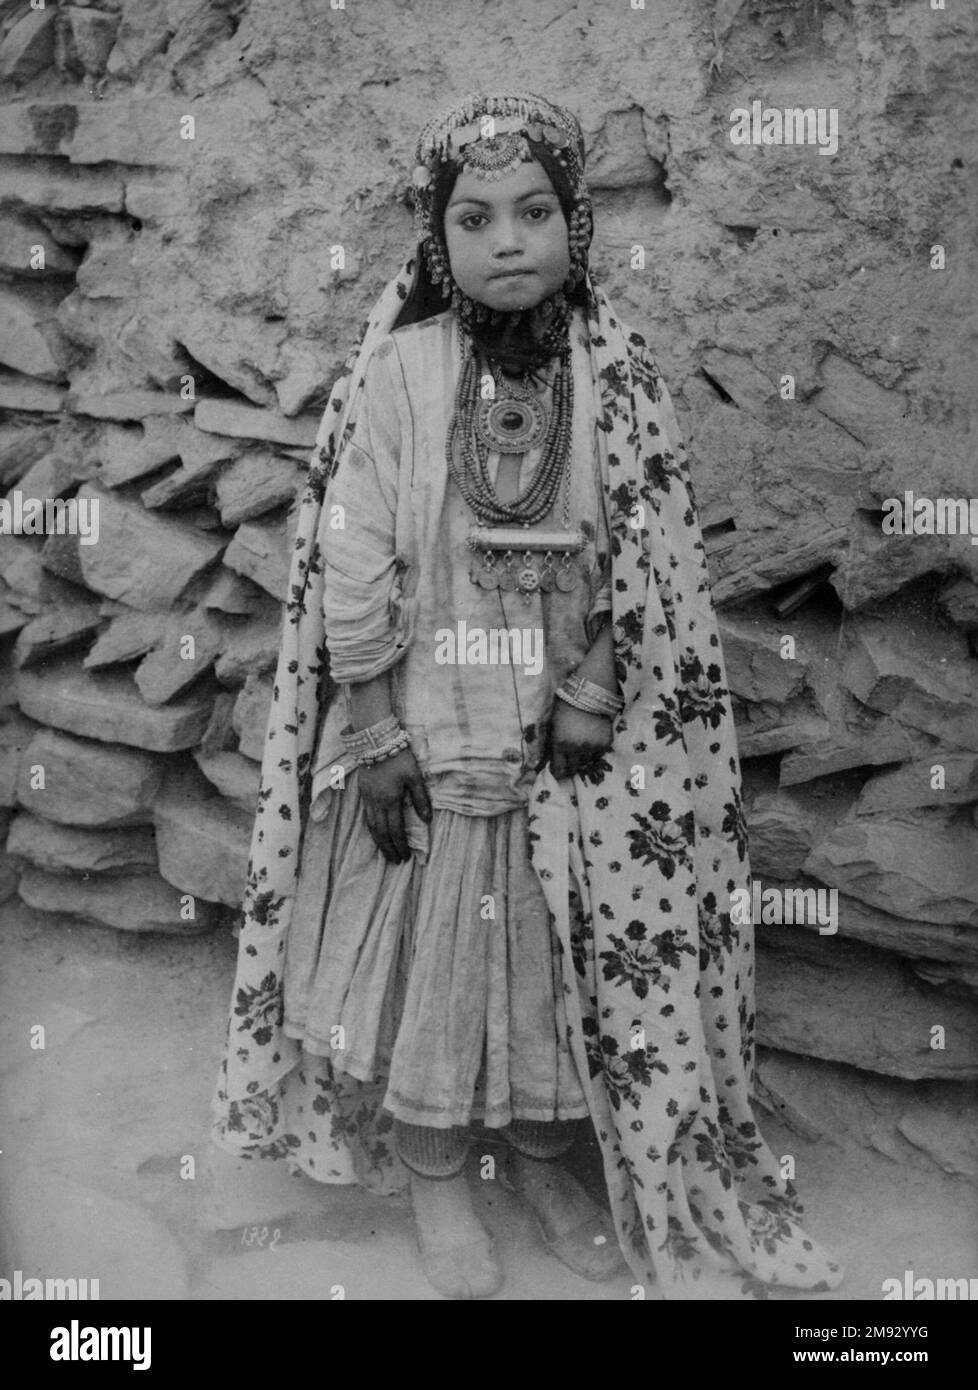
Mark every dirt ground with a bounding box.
[1,897,974,1302]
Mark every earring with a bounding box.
[426,238,455,299]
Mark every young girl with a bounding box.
[213,92,843,1301]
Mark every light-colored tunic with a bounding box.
[311,306,611,814]
[283,307,608,1128]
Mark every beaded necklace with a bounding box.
[446,349,572,525]
[447,331,585,601]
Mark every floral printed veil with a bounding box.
[213,92,844,1301]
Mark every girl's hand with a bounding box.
[358,747,432,864]
[548,700,613,780]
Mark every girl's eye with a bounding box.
[457,207,552,230]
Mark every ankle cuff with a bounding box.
[395,1120,470,1178]
[505,1118,578,1161]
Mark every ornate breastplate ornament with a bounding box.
[475,378,549,454]
[447,350,586,602]
[467,524,585,596]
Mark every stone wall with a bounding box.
[1,0,976,1147]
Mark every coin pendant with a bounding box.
[470,557,498,589]
[554,565,577,592]
[497,568,517,592]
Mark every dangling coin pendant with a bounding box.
[517,546,540,597]
[497,550,518,591]
[469,545,585,597]
[554,554,577,591]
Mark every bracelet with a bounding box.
[555,688,615,718]
[555,674,624,718]
[358,732,410,766]
[567,674,624,713]
[341,714,402,754]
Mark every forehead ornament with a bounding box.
[457,130,533,181]
[411,104,582,197]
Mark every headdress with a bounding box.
[410,93,594,357]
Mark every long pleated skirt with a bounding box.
[282,770,589,1130]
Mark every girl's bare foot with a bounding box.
[410,1172,503,1299]
[508,1151,625,1280]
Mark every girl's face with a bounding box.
[443,158,570,313]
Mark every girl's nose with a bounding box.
[490,219,523,258]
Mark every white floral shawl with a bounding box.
[212,259,843,1299]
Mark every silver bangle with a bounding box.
[341,714,402,754]
[358,732,410,766]
[555,688,612,717]
[557,673,623,717]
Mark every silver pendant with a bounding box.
[470,551,500,589]
[467,526,584,554]
[554,560,578,592]
[495,550,518,592]
[469,537,586,597]
[475,383,548,453]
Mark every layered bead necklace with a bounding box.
[447,339,584,601]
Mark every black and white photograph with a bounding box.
[0,0,975,1344]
